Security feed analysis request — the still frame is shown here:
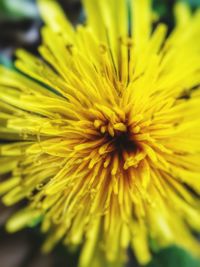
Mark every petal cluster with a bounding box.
[0,0,200,266]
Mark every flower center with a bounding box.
[111,131,138,154]
[91,106,144,171]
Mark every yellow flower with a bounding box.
[0,0,200,266]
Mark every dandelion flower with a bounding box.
[0,0,200,266]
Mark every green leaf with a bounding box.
[0,53,13,68]
[0,0,38,20]
[183,0,200,7]
[153,0,168,17]
[146,246,200,267]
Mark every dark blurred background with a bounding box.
[0,0,82,66]
[0,0,200,267]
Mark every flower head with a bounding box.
[0,0,200,266]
